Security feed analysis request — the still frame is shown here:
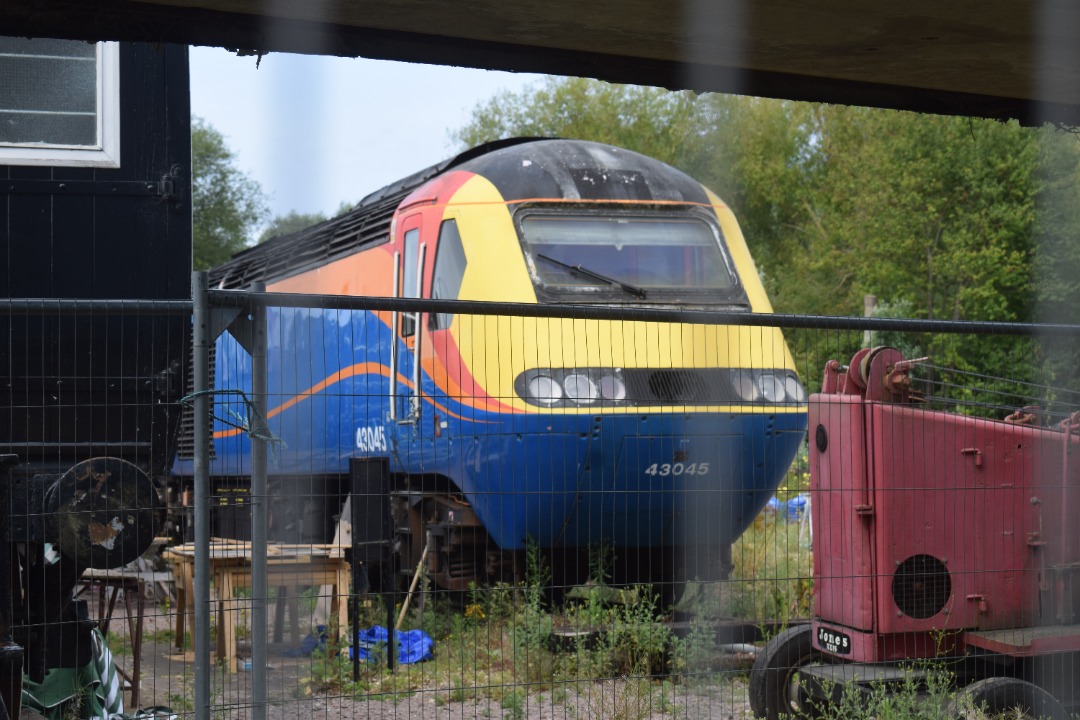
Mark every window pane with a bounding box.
[403,229,419,298]
[0,38,97,146]
[401,228,420,337]
[431,220,467,329]
[521,214,735,291]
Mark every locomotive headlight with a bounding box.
[759,374,787,403]
[785,375,807,403]
[731,370,805,404]
[563,373,598,403]
[526,374,564,405]
[732,372,761,402]
[518,368,631,407]
[598,373,626,401]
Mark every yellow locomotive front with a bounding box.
[390,139,807,584]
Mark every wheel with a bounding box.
[749,625,826,719]
[947,677,1067,720]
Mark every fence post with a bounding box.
[192,271,211,720]
[349,458,394,672]
[863,294,877,347]
[250,282,268,720]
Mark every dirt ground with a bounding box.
[66,590,756,720]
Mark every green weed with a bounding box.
[724,516,813,623]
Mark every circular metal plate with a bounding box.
[45,457,158,570]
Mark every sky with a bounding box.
[189,46,547,226]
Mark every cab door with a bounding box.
[391,213,426,426]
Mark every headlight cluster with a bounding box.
[515,367,807,408]
[517,368,627,407]
[731,370,807,404]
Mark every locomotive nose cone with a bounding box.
[45,457,159,570]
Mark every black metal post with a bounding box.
[348,458,394,673]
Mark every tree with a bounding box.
[453,77,711,171]
[192,118,268,269]
[257,202,356,244]
[258,210,328,244]
[455,77,1080,393]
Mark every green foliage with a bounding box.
[191,117,269,270]
[467,580,520,624]
[588,541,613,587]
[258,209,328,243]
[571,673,656,720]
[167,668,195,712]
[103,630,131,657]
[456,80,1080,392]
[452,77,709,171]
[815,662,954,720]
[557,583,675,683]
[669,581,725,684]
[724,515,813,623]
[500,688,526,719]
[606,587,672,675]
[298,616,375,696]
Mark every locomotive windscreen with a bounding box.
[518,209,746,304]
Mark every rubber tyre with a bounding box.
[947,677,1067,720]
[748,625,824,719]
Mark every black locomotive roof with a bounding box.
[210,137,708,289]
[455,139,709,206]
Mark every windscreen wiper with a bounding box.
[535,253,647,298]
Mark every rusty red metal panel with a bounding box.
[1030,420,1080,627]
[810,394,875,633]
[811,347,1080,665]
[871,404,1039,635]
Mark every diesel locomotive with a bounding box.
[175,138,807,595]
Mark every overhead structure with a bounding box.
[3,1,1080,124]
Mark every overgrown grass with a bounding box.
[278,530,1062,720]
[291,539,689,716]
[812,662,954,720]
[723,508,813,624]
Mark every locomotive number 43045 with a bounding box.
[644,462,710,477]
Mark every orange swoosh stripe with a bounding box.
[212,362,504,439]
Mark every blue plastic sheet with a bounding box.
[764,494,810,522]
[785,493,809,521]
[281,625,329,657]
[349,625,434,664]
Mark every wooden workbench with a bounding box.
[164,541,350,673]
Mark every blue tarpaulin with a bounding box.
[350,626,434,664]
[281,625,330,657]
[784,493,809,521]
[764,494,810,521]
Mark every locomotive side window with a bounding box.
[401,227,420,337]
[0,38,120,167]
[430,219,467,329]
[520,211,740,301]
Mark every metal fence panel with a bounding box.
[10,288,1080,720]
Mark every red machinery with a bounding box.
[750,347,1080,719]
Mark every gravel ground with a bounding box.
[235,678,753,720]
[77,592,758,720]
[125,642,755,720]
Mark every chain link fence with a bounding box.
[7,286,1080,719]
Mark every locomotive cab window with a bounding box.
[401,227,420,337]
[430,219,467,330]
[0,38,120,167]
[519,210,744,303]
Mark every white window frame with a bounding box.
[0,41,121,168]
